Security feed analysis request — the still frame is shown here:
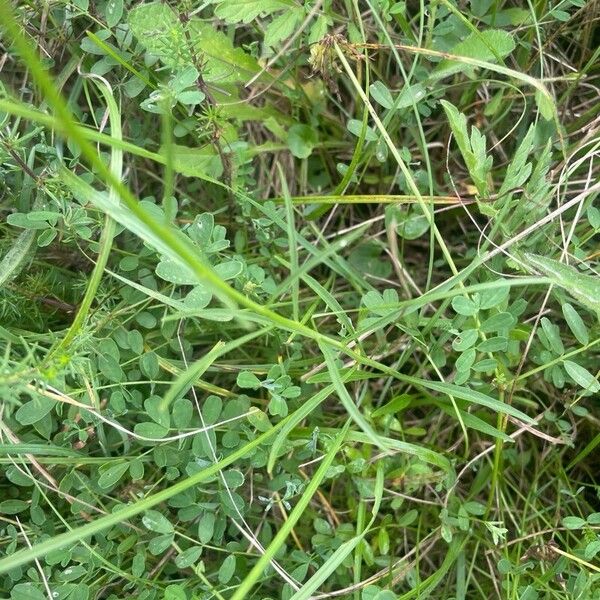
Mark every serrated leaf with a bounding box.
[129,3,261,81]
[440,100,492,196]
[264,9,302,47]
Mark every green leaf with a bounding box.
[237,371,261,389]
[164,585,187,600]
[162,144,223,182]
[198,512,215,544]
[369,81,394,109]
[98,463,130,489]
[523,254,600,315]
[0,500,29,514]
[129,3,261,81]
[562,515,586,529]
[218,554,236,584]
[11,584,47,600]
[440,100,493,196]
[175,546,202,568]
[0,228,36,289]
[105,0,123,27]
[15,396,56,426]
[144,396,170,428]
[479,312,516,333]
[563,360,600,393]
[562,303,589,345]
[540,317,564,355]
[452,296,479,316]
[140,352,160,379]
[134,422,169,439]
[142,510,174,534]
[433,29,516,78]
[288,124,318,159]
[209,0,292,24]
[264,9,302,46]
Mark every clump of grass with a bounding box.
[0,1,599,599]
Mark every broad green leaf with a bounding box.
[15,396,56,426]
[562,516,586,529]
[129,3,261,81]
[105,0,123,27]
[198,512,215,544]
[433,30,516,78]
[288,124,318,158]
[264,9,302,46]
[209,0,292,24]
[161,144,223,182]
[11,584,47,600]
[175,547,202,569]
[144,396,170,428]
[236,371,261,389]
[0,229,36,289]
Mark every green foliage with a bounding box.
[0,0,599,599]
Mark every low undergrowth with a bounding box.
[0,1,599,599]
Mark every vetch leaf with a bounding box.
[237,371,261,389]
[563,360,600,393]
[98,463,129,489]
[218,554,236,584]
[562,303,589,345]
[142,510,174,534]
[369,81,394,109]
